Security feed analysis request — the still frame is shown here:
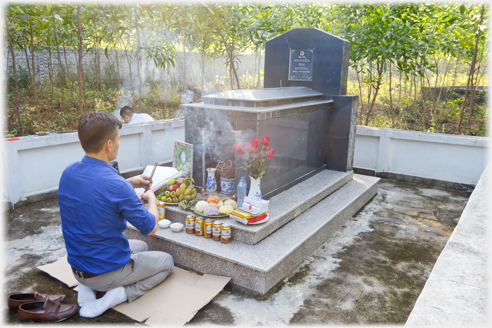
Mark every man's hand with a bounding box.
[141,189,156,204]
[141,190,159,236]
[127,174,152,189]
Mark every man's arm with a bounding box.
[127,174,151,189]
[141,190,158,235]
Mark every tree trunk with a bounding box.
[114,48,121,89]
[467,61,482,134]
[389,61,394,126]
[164,62,169,118]
[467,67,478,134]
[356,69,364,125]
[420,62,427,131]
[77,4,84,114]
[458,4,484,134]
[436,57,452,103]
[257,49,262,89]
[413,74,417,110]
[6,18,23,135]
[24,45,32,85]
[364,62,383,126]
[97,48,102,95]
[408,73,412,100]
[229,40,233,90]
[52,16,64,109]
[63,45,74,103]
[206,7,240,89]
[124,46,134,100]
[48,43,55,118]
[398,69,402,104]
[182,40,186,92]
[135,11,142,110]
[452,57,459,87]
[201,45,205,97]
[29,21,42,131]
[93,45,99,92]
[367,62,372,109]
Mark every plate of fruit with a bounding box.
[192,196,238,218]
[155,177,197,205]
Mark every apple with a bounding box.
[168,184,179,192]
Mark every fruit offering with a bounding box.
[155,176,197,203]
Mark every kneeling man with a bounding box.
[58,111,173,318]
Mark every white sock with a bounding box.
[79,286,128,318]
[77,283,96,308]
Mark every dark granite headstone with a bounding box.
[264,27,357,173]
[264,28,350,97]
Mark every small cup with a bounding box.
[170,222,183,232]
[158,219,171,229]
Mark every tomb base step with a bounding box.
[164,169,353,245]
[125,174,379,295]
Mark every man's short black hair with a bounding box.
[78,111,122,154]
[120,106,134,118]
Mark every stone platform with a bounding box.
[164,169,353,245]
[125,172,379,295]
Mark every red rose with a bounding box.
[244,141,253,151]
[232,143,243,152]
[252,138,260,148]
[263,143,271,151]
[266,150,275,159]
[251,147,258,156]
[238,149,246,157]
[262,136,270,144]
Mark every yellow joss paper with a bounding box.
[231,210,254,219]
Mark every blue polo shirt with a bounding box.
[58,156,155,274]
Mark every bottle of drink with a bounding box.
[237,176,247,207]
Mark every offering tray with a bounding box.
[192,208,229,219]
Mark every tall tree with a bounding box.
[77,4,84,114]
[5,11,23,135]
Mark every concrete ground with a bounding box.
[2,178,469,325]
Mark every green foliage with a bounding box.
[7,65,31,93]
[4,2,488,137]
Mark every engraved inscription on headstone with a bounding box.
[289,49,314,81]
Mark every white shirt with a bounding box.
[128,113,154,124]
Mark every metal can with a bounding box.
[221,223,232,243]
[156,201,166,220]
[212,221,222,241]
[185,215,195,234]
[195,217,204,236]
[204,219,214,238]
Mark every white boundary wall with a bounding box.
[2,123,489,205]
[2,119,184,206]
[354,126,489,185]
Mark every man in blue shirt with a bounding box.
[58,111,173,318]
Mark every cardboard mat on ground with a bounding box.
[37,256,231,326]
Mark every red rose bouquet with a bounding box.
[232,136,275,179]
